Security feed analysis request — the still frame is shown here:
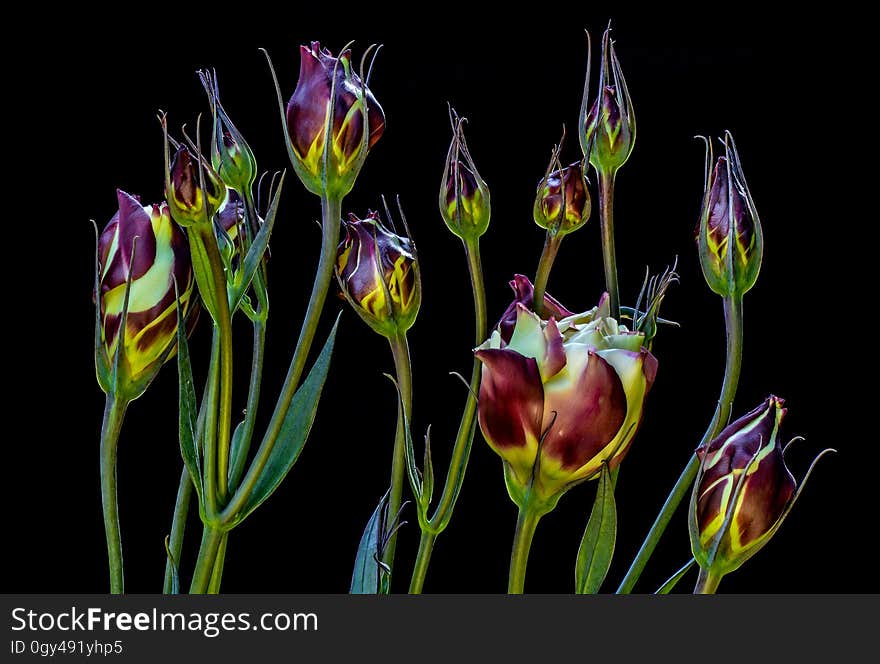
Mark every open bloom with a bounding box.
[286,41,385,197]
[475,291,656,505]
[696,132,763,298]
[95,189,194,400]
[689,396,828,577]
[336,211,420,337]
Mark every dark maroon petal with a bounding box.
[333,84,364,159]
[496,274,574,343]
[286,45,332,158]
[601,86,621,131]
[541,350,627,470]
[216,191,244,233]
[366,94,385,148]
[102,190,156,291]
[542,318,566,378]
[707,157,731,243]
[696,474,729,535]
[734,448,796,547]
[475,348,544,451]
[642,349,658,392]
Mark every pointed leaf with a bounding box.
[227,420,248,490]
[350,491,389,594]
[230,173,284,313]
[237,317,338,520]
[655,558,697,594]
[575,463,617,594]
[175,288,204,504]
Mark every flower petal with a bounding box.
[474,348,544,482]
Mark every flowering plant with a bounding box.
[89,25,833,596]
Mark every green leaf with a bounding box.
[350,491,389,594]
[575,464,617,594]
[175,289,204,506]
[655,558,697,594]
[229,173,284,314]
[227,420,247,490]
[237,317,338,520]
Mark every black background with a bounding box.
[8,8,869,594]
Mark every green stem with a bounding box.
[693,567,723,594]
[207,534,228,594]
[163,466,193,593]
[598,171,620,320]
[407,238,487,594]
[191,225,235,509]
[383,332,413,571]
[532,233,563,317]
[189,526,224,594]
[616,295,743,593]
[408,530,435,594]
[220,194,342,524]
[508,504,543,594]
[100,394,129,594]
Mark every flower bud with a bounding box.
[580,27,635,174]
[200,70,257,194]
[95,190,194,400]
[696,132,763,298]
[336,210,420,337]
[214,190,246,274]
[440,112,490,240]
[690,396,805,577]
[533,157,590,237]
[476,289,656,506]
[166,145,227,227]
[286,42,385,198]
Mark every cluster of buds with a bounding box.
[475,284,656,507]
[335,209,420,338]
[286,42,385,198]
[95,190,194,401]
[690,396,833,582]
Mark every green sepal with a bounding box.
[350,490,391,594]
[229,172,284,314]
[228,315,339,527]
[575,463,617,594]
[655,558,696,594]
[174,283,205,519]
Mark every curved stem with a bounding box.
[100,394,129,594]
[616,295,743,593]
[408,238,487,593]
[220,194,342,524]
[532,233,563,317]
[163,466,193,594]
[189,526,224,594]
[508,505,543,594]
[383,332,413,571]
[228,319,266,490]
[598,171,620,320]
[693,566,723,594]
